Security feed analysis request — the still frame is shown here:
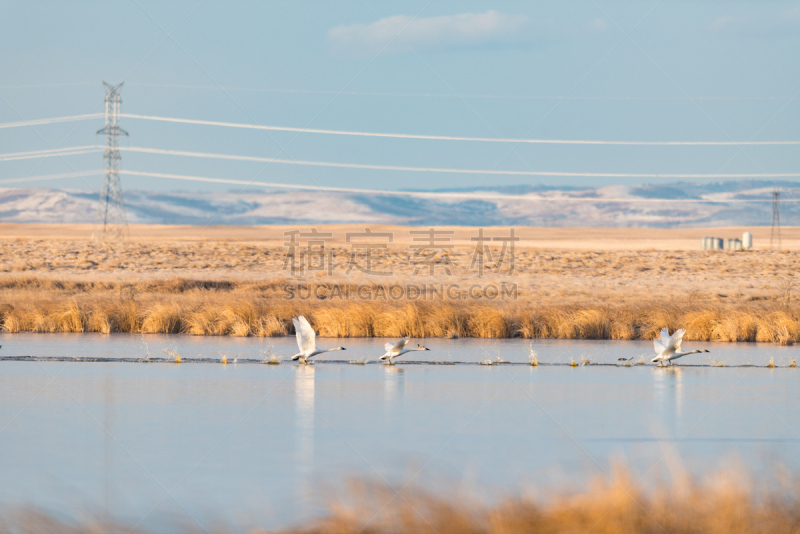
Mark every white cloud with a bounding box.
[710,8,800,35]
[586,18,609,32]
[328,10,531,55]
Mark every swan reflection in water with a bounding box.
[384,365,405,405]
[295,365,315,474]
[655,365,683,425]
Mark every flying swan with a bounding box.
[291,316,346,363]
[652,328,708,365]
[380,337,430,364]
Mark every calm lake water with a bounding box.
[0,333,797,529]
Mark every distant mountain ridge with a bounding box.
[1,181,798,227]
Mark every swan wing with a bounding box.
[293,316,316,354]
[653,328,669,354]
[387,338,410,355]
[668,329,686,352]
[659,328,671,346]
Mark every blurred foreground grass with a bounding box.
[2,464,800,533]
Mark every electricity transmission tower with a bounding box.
[94,81,129,240]
[771,188,781,250]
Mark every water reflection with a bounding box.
[654,366,683,427]
[1,337,797,530]
[383,366,405,406]
[104,374,115,515]
[295,366,315,480]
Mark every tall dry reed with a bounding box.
[2,277,800,343]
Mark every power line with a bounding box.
[0,114,103,130]
[2,112,800,146]
[122,114,800,146]
[2,144,799,179]
[0,146,101,162]
[0,170,102,185]
[120,169,799,202]
[118,145,800,179]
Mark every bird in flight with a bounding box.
[290,316,346,364]
[651,328,708,366]
[380,337,430,364]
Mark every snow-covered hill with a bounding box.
[1,181,798,227]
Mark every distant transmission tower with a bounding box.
[771,188,781,250]
[94,81,129,240]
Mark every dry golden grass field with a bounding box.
[1,223,800,342]
[4,464,800,534]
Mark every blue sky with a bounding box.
[1,0,798,194]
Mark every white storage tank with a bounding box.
[714,238,724,250]
[743,231,753,250]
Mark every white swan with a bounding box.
[379,337,430,364]
[651,328,708,365]
[290,316,346,363]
